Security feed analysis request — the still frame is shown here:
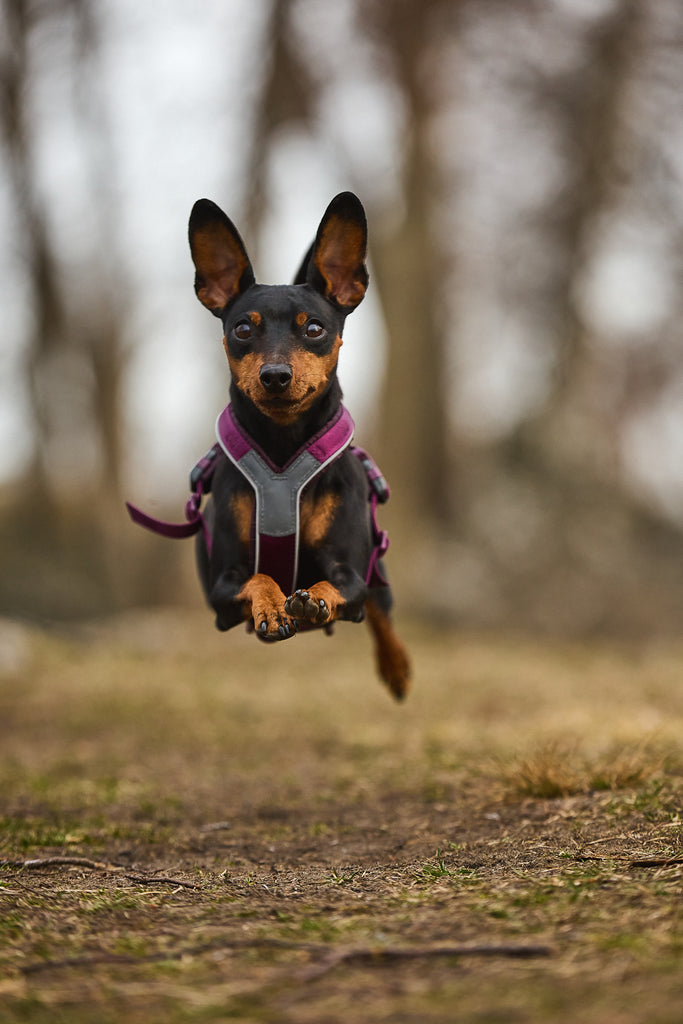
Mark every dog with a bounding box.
[129,192,410,700]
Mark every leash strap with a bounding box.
[125,444,219,554]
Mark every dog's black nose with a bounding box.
[259,363,293,394]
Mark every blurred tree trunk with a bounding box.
[523,0,642,475]
[361,1,454,531]
[241,0,314,241]
[0,0,139,618]
[1,0,64,520]
[71,0,128,510]
[451,0,683,635]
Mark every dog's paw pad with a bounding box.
[285,590,330,624]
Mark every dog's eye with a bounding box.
[232,322,252,343]
[305,320,326,342]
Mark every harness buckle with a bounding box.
[189,444,220,493]
[352,449,390,504]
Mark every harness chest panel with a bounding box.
[215,404,355,594]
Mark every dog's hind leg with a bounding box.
[364,593,411,701]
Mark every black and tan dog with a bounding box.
[130,192,410,700]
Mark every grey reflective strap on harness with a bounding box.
[215,404,355,594]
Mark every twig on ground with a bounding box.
[123,873,202,890]
[628,856,683,868]
[20,938,322,975]
[0,856,120,871]
[296,942,554,982]
[20,938,554,978]
[1,857,202,890]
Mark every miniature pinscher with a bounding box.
[149,192,410,699]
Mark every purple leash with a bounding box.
[125,445,218,554]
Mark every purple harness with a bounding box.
[126,403,390,594]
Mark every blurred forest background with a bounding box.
[2,0,683,637]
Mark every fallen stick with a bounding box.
[0,856,120,871]
[628,856,683,868]
[1,858,201,890]
[123,872,202,890]
[297,942,554,982]
[20,938,554,978]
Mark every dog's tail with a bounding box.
[364,595,411,701]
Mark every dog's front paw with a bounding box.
[285,589,331,625]
[285,583,344,625]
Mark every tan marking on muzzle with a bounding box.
[226,336,343,424]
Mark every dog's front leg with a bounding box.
[209,571,296,641]
[237,573,297,641]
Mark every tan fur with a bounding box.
[192,229,249,311]
[313,218,367,308]
[237,573,291,633]
[364,600,411,701]
[230,493,254,547]
[300,492,340,547]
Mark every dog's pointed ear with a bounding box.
[306,192,368,311]
[189,200,255,317]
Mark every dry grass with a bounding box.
[1,610,682,1023]
[502,739,666,799]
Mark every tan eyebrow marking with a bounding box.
[248,311,262,326]
[295,311,308,327]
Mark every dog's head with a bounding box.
[189,192,368,425]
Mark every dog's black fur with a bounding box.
[189,192,410,699]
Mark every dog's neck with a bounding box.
[229,377,344,468]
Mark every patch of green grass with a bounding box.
[595,931,649,954]
[294,915,343,943]
[77,890,156,914]
[0,911,23,942]
[604,778,681,823]
[511,885,557,908]
[327,867,356,885]
[112,934,150,957]
[308,821,332,837]
[0,817,99,852]
[419,849,482,885]
[420,849,454,880]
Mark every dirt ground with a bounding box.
[0,609,682,1023]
